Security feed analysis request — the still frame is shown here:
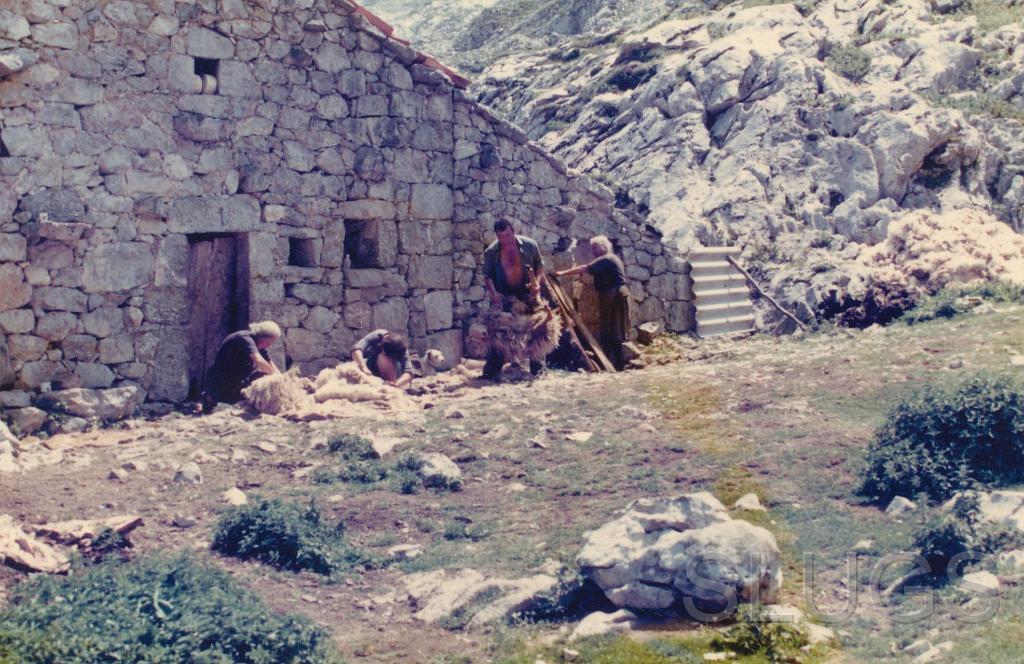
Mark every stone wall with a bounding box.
[0,0,694,414]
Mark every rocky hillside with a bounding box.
[363,0,1024,320]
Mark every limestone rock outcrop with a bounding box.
[577,493,781,617]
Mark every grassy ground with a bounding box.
[2,303,1023,662]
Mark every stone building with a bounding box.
[0,0,694,415]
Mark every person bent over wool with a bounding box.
[481,218,561,380]
[352,329,413,388]
[202,320,281,412]
[554,235,631,370]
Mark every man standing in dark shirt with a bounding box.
[555,235,631,370]
[202,320,281,411]
[352,329,413,388]
[480,218,549,379]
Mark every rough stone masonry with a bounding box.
[0,0,695,413]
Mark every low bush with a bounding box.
[212,497,374,574]
[710,609,810,663]
[914,494,1006,579]
[324,434,389,483]
[825,42,872,82]
[0,554,344,664]
[860,373,1024,503]
[903,282,1024,325]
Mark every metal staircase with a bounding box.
[690,247,755,337]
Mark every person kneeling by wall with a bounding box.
[202,320,281,413]
[352,329,413,388]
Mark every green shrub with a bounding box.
[925,91,1024,122]
[860,373,1024,502]
[0,554,344,664]
[326,433,374,455]
[324,434,389,483]
[914,494,1021,581]
[904,282,1024,325]
[825,43,872,82]
[711,610,809,663]
[212,497,374,574]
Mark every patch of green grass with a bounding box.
[646,380,727,451]
[494,630,832,664]
[714,466,771,507]
[212,496,376,575]
[904,282,1024,325]
[926,91,1024,122]
[0,553,345,664]
[972,0,1024,32]
[824,42,872,82]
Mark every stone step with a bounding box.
[696,314,756,337]
[693,286,752,306]
[695,301,754,320]
[691,273,748,290]
[689,247,741,260]
[688,260,735,277]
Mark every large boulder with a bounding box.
[577,493,781,618]
[36,385,144,421]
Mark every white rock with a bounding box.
[852,539,874,553]
[762,604,802,623]
[885,496,917,517]
[904,639,934,657]
[733,493,766,511]
[417,452,461,488]
[997,549,1024,571]
[387,543,422,560]
[0,514,69,572]
[577,493,781,616]
[223,487,247,506]
[173,462,203,485]
[569,609,638,641]
[961,571,1000,596]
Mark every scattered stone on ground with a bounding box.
[34,515,143,544]
[884,496,917,517]
[569,609,638,641]
[223,487,248,506]
[416,452,461,487]
[577,493,781,616]
[732,493,766,511]
[0,514,69,573]
[403,567,559,626]
[173,461,203,485]
[961,571,1000,596]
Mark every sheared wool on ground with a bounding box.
[485,300,562,366]
[241,370,311,415]
[855,209,1024,296]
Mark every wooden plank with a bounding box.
[725,255,806,332]
[545,275,617,372]
[540,277,598,372]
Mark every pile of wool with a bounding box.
[241,370,312,415]
[486,299,562,366]
[311,362,414,409]
[853,208,1024,297]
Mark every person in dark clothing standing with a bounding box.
[480,218,550,379]
[202,320,281,411]
[554,235,631,370]
[352,329,413,388]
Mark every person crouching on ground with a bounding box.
[554,235,631,370]
[352,329,413,388]
[202,320,281,412]
[481,217,551,379]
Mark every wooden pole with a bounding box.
[725,255,807,332]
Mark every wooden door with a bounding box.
[186,234,248,399]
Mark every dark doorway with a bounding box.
[186,233,250,400]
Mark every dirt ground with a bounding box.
[2,305,1024,662]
